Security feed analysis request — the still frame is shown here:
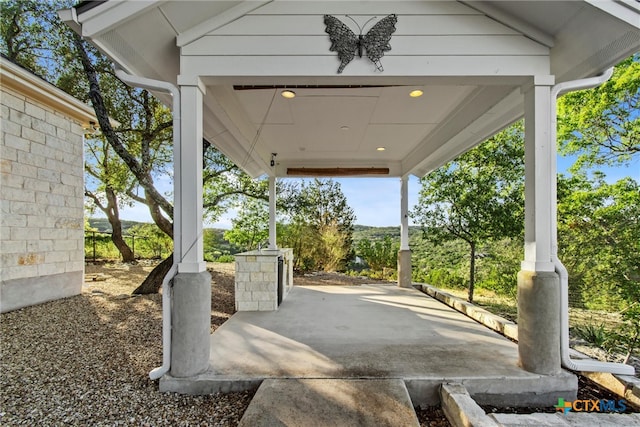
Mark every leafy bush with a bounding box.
[474,239,522,298]
[606,304,640,364]
[216,254,235,263]
[413,267,466,289]
[356,236,398,273]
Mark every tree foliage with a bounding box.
[0,0,63,78]
[558,55,639,168]
[558,173,640,310]
[282,179,356,271]
[128,223,173,259]
[411,122,525,302]
[356,236,398,273]
[225,179,356,271]
[224,197,269,252]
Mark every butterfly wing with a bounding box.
[362,14,397,71]
[324,15,358,73]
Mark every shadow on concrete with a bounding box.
[161,285,577,407]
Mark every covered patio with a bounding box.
[61,0,640,405]
[161,283,575,407]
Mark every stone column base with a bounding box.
[171,271,211,377]
[397,249,412,288]
[517,270,561,375]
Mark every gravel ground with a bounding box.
[0,262,253,426]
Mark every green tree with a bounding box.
[557,173,640,311]
[0,0,58,78]
[357,236,398,273]
[203,228,237,261]
[410,235,467,288]
[556,54,639,364]
[411,122,525,302]
[84,138,137,262]
[128,223,173,259]
[474,238,522,297]
[285,179,356,271]
[558,173,640,364]
[224,197,269,252]
[558,55,639,168]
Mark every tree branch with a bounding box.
[73,34,174,220]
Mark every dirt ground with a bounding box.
[85,261,236,334]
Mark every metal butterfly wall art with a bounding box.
[324,14,397,74]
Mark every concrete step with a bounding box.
[238,378,420,427]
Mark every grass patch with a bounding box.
[572,322,609,347]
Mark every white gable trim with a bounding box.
[176,1,273,47]
[459,1,555,47]
[586,0,640,27]
[78,1,160,38]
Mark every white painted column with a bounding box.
[268,175,277,249]
[521,76,556,273]
[178,82,206,273]
[400,175,410,250]
[517,75,561,375]
[169,78,211,378]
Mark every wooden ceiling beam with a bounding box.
[286,167,390,177]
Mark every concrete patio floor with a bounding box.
[161,284,577,407]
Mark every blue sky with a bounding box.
[113,175,421,229]
[110,154,638,229]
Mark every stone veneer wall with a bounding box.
[1,63,88,312]
[235,248,294,311]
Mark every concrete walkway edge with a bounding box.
[414,283,640,408]
[442,383,640,427]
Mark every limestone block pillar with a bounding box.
[518,77,561,375]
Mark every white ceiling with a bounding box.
[230,84,476,163]
[65,0,640,178]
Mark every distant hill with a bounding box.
[87,218,146,233]
[88,218,419,245]
[352,224,421,242]
[87,218,229,240]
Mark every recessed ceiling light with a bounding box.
[281,90,296,99]
[376,147,386,151]
[409,89,424,98]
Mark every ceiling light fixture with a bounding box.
[281,90,296,99]
[340,126,350,131]
[376,147,386,151]
[409,89,424,98]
